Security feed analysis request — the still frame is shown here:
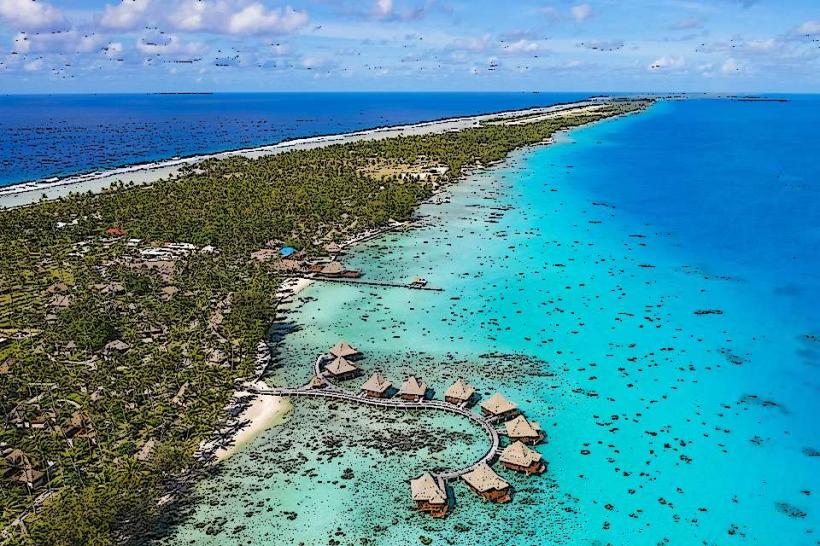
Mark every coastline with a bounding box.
[0,99,603,208]
[199,101,653,464]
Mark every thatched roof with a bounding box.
[325,356,359,376]
[361,372,391,393]
[104,340,130,353]
[324,242,342,254]
[398,376,427,396]
[444,378,475,401]
[320,261,345,275]
[410,472,446,505]
[479,393,517,415]
[499,441,542,467]
[461,463,509,492]
[504,415,541,438]
[329,341,359,358]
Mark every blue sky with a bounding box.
[1,0,819,93]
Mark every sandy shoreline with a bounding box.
[0,99,602,208]
[200,275,314,462]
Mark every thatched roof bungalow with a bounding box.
[499,441,546,475]
[410,472,448,517]
[444,378,475,405]
[361,372,392,398]
[328,341,360,359]
[398,376,428,401]
[461,463,511,503]
[504,415,544,445]
[479,393,518,419]
[324,356,361,380]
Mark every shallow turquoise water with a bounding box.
[164,100,819,545]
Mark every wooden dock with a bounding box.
[299,276,444,292]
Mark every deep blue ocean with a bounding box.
[0,92,590,186]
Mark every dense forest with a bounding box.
[0,99,650,545]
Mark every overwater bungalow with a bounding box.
[324,356,361,380]
[499,441,546,475]
[461,463,511,503]
[444,378,475,406]
[504,415,544,445]
[398,376,428,401]
[361,372,392,398]
[479,393,518,420]
[328,341,360,359]
[410,472,449,518]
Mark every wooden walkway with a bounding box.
[299,276,444,292]
[251,361,499,481]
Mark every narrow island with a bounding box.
[0,98,651,544]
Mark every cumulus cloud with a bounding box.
[570,4,592,23]
[798,20,820,36]
[100,0,152,30]
[0,0,69,31]
[721,58,742,74]
[96,0,309,35]
[137,31,206,57]
[12,30,107,55]
[168,1,308,34]
[23,57,43,71]
[649,55,685,71]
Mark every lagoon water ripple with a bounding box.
[164,99,819,545]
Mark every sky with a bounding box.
[0,0,819,93]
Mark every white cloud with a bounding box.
[137,32,206,57]
[23,57,43,71]
[168,1,308,35]
[570,3,592,23]
[500,39,542,55]
[227,4,307,34]
[0,0,68,31]
[648,55,685,71]
[798,20,820,36]
[99,0,152,30]
[374,0,392,19]
[721,58,742,74]
[11,30,106,55]
[103,41,124,59]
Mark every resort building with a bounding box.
[479,393,518,420]
[2,448,47,490]
[444,378,475,406]
[410,472,449,518]
[360,372,392,398]
[328,341,360,359]
[324,242,342,254]
[499,441,546,475]
[504,415,544,445]
[461,463,512,503]
[324,356,361,380]
[308,375,327,389]
[398,376,428,401]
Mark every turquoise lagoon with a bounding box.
[163,99,819,545]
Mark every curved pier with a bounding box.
[249,383,499,481]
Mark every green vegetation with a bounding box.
[0,100,650,545]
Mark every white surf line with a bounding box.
[0,99,605,208]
